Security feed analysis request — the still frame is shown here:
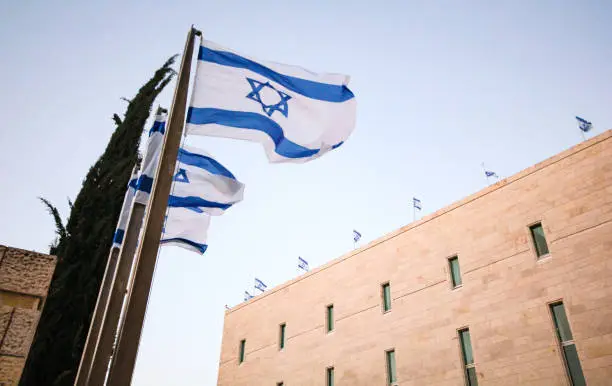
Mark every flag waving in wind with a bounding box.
[413,197,422,211]
[112,167,139,248]
[353,230,362,243]
[298,256,309,272]
[254,278,267,292]
[244,291,254,301]
[576,116,592,132]
[485,170,498,178]
[186,40,357,163]
[135,112,166,204]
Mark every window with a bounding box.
[550,302,586,386]
[530,222,550,257]
[386,349,397,385]
[277,383,284,386]
[279,323,286,350]
[238,339,246,364]
[326,366,334,386]
[458,328,478,386]
[326,304,334,332]
[382,282,392,312]
[448,256,462,288]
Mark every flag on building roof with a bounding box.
[485,170,498,178]
[353,230,362,243]
[244,291,254,301]
[185,39,357,163]
[413,197,422,211]
[254,278,267,292]
[112,167,139,248]
[576,116,592,133]
[298,256,309,272]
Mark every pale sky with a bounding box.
[1,1,611,385]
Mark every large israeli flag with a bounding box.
[134,113,166,204]
[168,145,245,215]
[112,167,139,248]
[186,40,357,163]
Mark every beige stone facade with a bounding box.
[0,246,57,385]
[218,130,612,386]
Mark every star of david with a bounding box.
[245,77,291,118]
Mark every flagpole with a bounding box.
[74,165,139,386]
[106,26,200,386]
[481,162,490,185]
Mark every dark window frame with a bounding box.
[326,304,334,333]
[529,222,550,259]
[381,282,392,313]
[448,255,463,289]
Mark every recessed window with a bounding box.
[530,222,550,257]
[238,339,246,364]
[458,328,478,386]
[326,304,334,332]
[277,382,284,386]
[382,282,392,312]
[550,302,586,386]
[326,366,334,386]
[386,349,397,385]
[279,323,286,350]
[448,256,462,288]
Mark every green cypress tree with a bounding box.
[21,55,177,386]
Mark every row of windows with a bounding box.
[241,302,585,386]
[237,223,561,383]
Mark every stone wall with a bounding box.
[218,129,612,385]
[0,246,57,385]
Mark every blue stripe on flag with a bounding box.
[160,237,208,254]
[128,178,138,190]
[149,120,166,136]
[136,175,154,194]
[168,195,234,210]
[113,229,125,245]
[187,108,343,159]
[178,147,237,180]
[198,46,354,103]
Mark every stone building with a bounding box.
[0,246,57,385]
[218,129,612,385]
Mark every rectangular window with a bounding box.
[449,256,462,288]
[458,329,478,386]
[386,349,397,384]
[326,304,334,332]
[382,282,392,312]
[238,339,246,364]
[530,222,550,257]
[279,323,286,350]
[550,302,586,386]
[326,366,334,386]
[277,383,284,386]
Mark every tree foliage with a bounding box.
[20,55,177,386]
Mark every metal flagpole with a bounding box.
[74,165,139,386]
[86,203,146,386]
[106,26,200,386]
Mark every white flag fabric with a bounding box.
[134,113,166,204]
[112,167,139,248]
[168,145,245,215]
[185,39,357,163]
[161,207,211,254]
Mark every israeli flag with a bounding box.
[353,230,362,243]
[244,291,254,301]
[485,170,498,178]
[298,256,309,272]
[112,167,139,248]
[135,113,166,204]
[186,40,357,163]
[576,116,592,133]
[413,197,422,211]
[254,278,267,292]
[168,145,245,215]
[160,207,211,254]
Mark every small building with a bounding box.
[0,246,57,385]
[218,129,612,385]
